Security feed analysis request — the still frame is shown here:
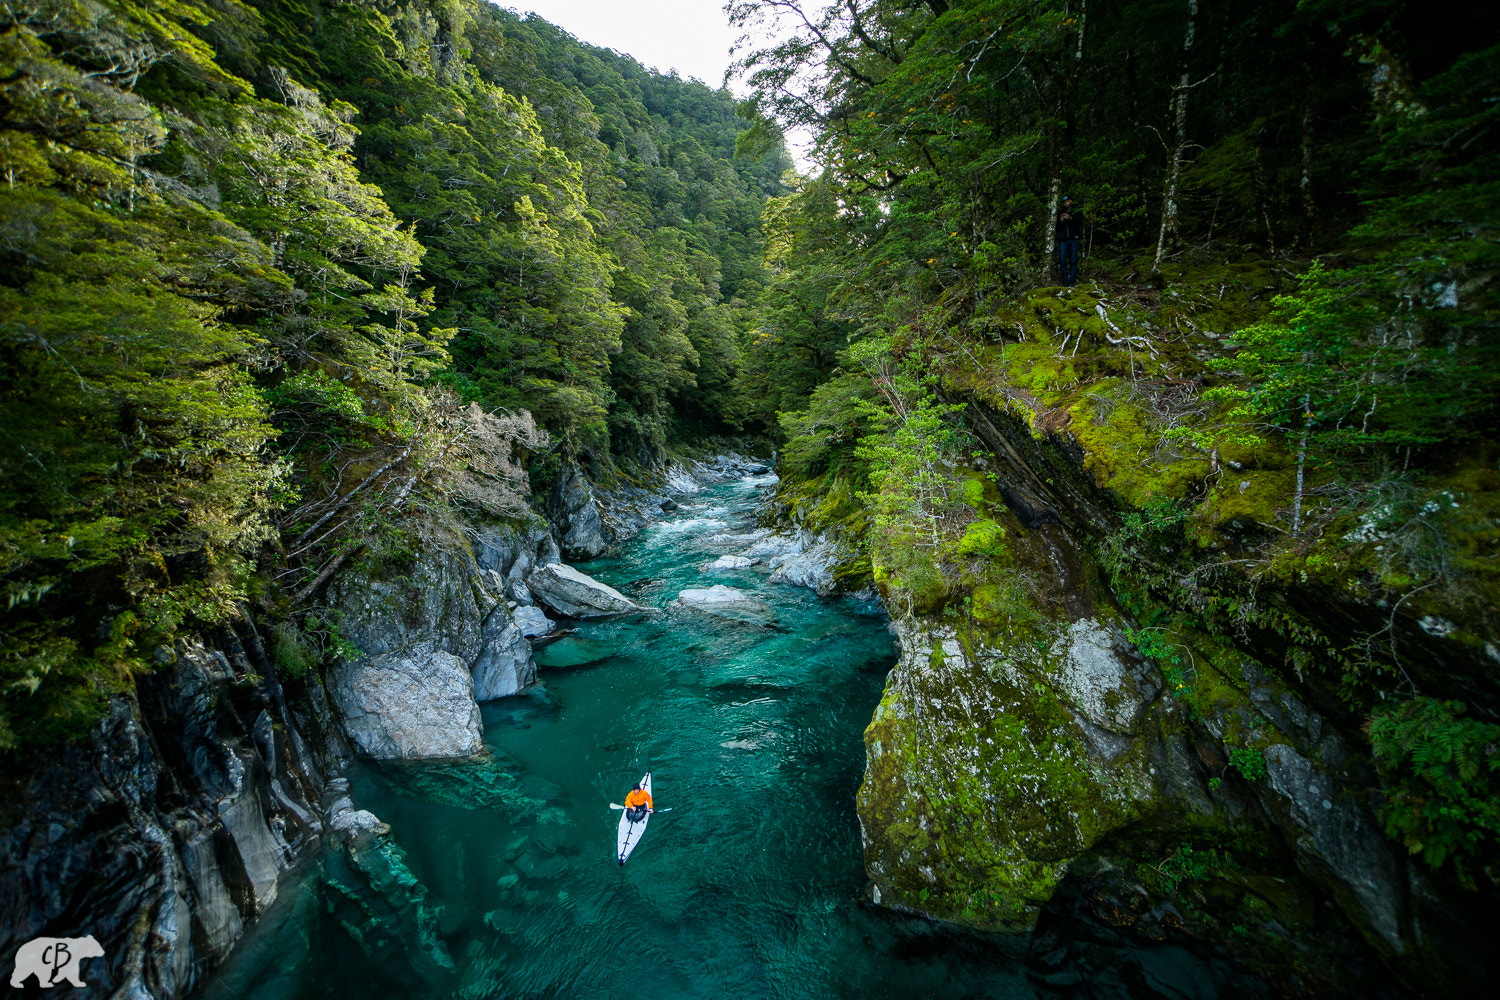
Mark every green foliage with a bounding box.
[271,621,317,679]
[1369,697,1500,886]
[269,370,367,425]
[0,0,786,746]
[1229,746,1267,783]
[851,329,968,549]
[732,0,1500,917]
[1139,842,1218,897]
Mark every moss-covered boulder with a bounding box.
[858,616,1198,929]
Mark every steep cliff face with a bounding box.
[839,276,1499,993]
[0,630,340,998]
[0,502,561,996]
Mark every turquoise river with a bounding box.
[199,475,1080,999]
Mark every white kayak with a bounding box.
[616,772,652,865]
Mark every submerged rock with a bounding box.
[677,584,756,605]
[332,650,483,759]
[533,635,615,668]
[675,584,776,624]
[527,562,646,617]
[362,756,552,815]
[704,554,754,571]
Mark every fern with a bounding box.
[1369,698,1500,888]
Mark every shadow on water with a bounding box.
[198,475,1270,1000]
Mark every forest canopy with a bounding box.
[0,0,788,746]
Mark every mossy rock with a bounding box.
[857,619,1169,931]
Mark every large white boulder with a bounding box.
[527,563,645,617]
[331,649,483,759]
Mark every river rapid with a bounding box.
[200,473,1040,1000]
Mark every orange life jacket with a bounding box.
[625,788,652,810]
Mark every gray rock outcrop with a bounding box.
[331,650,483,758]
[528,563,646,617]
[512,604,554,639]
[326,518,545,755]
[473,519,560,606]
[767,535,841,594]
[551,463,610,560]
[471,605,538,700]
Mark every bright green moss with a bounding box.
[858,619,1163,931]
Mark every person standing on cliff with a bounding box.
[1056,195,1084,287]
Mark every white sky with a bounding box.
[499,2,743,91]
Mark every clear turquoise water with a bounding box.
[202,476,1037,1000]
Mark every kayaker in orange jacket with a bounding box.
[624,784,653,821]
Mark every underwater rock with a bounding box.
[362,755,552,816]
[675,585,776,624]
[527,563,646,617]
[533,635,615,668]
[705,554,754,571]
[704,528,775,550]
[677,584,756,605]
[331,649,483,759]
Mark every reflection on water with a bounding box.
[200,476,1038,1000]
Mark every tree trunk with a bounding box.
[1299,84,1316,245]
[1152,0,1198,273]
[1043,2,1088,280]
[1291,392,1310,538]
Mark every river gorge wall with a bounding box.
[840,379,1497,995]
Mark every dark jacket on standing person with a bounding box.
[1055,202,1084,241]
